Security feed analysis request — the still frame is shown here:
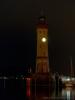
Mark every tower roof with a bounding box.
[39,16,46,22]
[37,16,48,28]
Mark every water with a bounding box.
[1,79,75,100]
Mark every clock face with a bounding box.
[41,37,47,42]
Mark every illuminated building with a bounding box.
[36,16,49,74]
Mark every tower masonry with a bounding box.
[36,16,49,74]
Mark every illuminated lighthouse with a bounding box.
[36,16,49,74]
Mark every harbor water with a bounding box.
[1,79,75,100]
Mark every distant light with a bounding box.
[61,76,71,82]
[71,77,75,81]
[66,78,70,81]
[41,37,47,42]
[3,77,8,79]
[26,78,31,81]
[22,77,24,80]
[16,77,18,79]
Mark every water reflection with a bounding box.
[26,78,31,97]
[26,79,75,100]
[2,79,75,100]
[62,87,75,100]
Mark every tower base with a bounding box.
[34,73,51,86]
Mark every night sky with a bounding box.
[0,0,75,75]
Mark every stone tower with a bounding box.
[36,16,49,74]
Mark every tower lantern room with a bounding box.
[36,16,49,74]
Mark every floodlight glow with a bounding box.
[41,37,47,42]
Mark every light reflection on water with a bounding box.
[26,78,75,100]
[62,87,75,100]
[27,87,75,100]
[1,79,75,100]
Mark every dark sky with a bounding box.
[0,0,75,75]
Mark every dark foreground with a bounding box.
[0,79,75,100]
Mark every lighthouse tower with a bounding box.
[36,16,49,74]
